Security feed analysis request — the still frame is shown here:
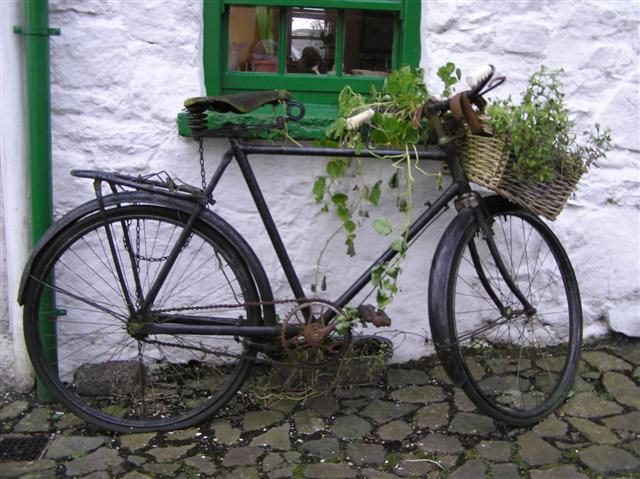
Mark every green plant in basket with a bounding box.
[312,66,437,309]
[487,66,611,183]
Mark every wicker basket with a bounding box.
[445,116,584,221]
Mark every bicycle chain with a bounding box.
[153,297,324,314]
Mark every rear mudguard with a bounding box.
[18,191,276,325]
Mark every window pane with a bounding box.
[228,6,280,72]
[344,10,396,76]
[286,8,337,75]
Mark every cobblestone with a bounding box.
[0,336,638,478]
[578,444,640,474]
[449,412,496,436]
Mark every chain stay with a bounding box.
[144,297,344,367]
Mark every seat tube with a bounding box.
[230,140,307,300]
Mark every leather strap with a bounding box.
[450,92,490,136]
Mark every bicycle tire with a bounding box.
[23,204,262,432]
[429,196,582,426]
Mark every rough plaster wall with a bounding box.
[38,0,639,366]
[422,0,640,338]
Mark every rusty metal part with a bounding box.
[281,299,351,368]
[357,304,392,328]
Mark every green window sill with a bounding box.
[177,103,338,140]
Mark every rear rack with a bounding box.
[71,169,212,204]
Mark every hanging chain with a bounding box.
[198,137,207,192]
[135,219,141,273]
[123,220,191,263]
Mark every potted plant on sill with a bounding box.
[251,6,278,72]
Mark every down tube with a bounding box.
[334,182,460,308]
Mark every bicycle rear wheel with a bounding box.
[23,204,261,432]
[429,197,582,426]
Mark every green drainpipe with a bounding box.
[15,0,60,400]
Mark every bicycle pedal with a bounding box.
[357,304,392,328]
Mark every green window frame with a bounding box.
[179,0,421,138]
[204,0,421,104]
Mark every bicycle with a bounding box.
[18,67,582,433]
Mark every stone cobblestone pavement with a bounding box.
[1,335,639,479]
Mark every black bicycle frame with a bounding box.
[228,139,463,313]
[137,136,531,339]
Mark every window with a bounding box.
[203,0,421,105]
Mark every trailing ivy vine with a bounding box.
[311,66,447,309]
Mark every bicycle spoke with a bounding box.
[444,206,580,422]
[25,205,260,431]
[31,276,128,321]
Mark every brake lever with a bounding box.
[479,76,506,97]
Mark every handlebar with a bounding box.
[426,64,498,115]
[342,65,504,126]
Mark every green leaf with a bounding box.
[370,129,388,145]
[346,239,356,257]
[343,219,356,233]
[403,125,420,144]
[373,218,393,236]
[388,171,399,189]
[371,266,383,286]
[376,290,391,309]
[325,117,347,139]
[331,193,348,208]
[312,176,326,203]
[335,322,350,333]
[385,264,400,279]
[390,238,407,253]
[368,180,382,206]
[327,158,347,178]
[336,205,350,222]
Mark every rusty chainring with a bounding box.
[280,299,351,368]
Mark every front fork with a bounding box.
[436,115,536,319]
[455,191,536,318]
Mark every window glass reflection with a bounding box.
[286,8,336,75]
[344,10,396,76]
[228,6,280,72]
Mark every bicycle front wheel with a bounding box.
[23,204,261,432]
[429,197,582,426]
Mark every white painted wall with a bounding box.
[422,0,640,338]
[1,0,638,389]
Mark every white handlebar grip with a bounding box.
[466,65,494,88]
[346,108,375,130]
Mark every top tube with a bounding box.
[236,142,448,162]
